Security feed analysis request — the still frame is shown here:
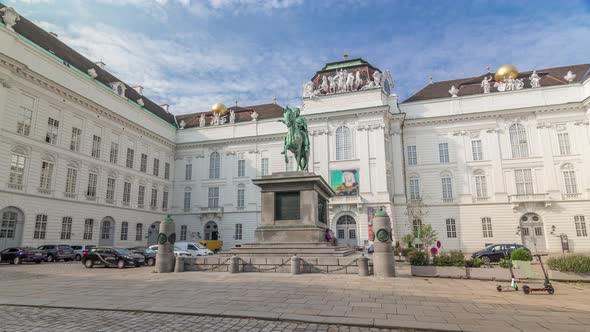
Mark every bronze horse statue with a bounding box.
[279,107,309,171]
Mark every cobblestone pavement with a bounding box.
[0,305,408,332]
[1,262,590,332]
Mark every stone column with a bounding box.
[155,215,176,273]
[372,209,396,277]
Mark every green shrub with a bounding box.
[464,258,483,268]
[547,255,590,273]
[410,251,429,266]
[402,247,417,257]
[510,248,532,261]
[499,259,510,269]
[432,250,465,266]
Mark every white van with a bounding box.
[175,242,214,257]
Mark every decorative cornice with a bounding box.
[176,133,283,151]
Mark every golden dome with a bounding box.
[494,64,518,82]
[211,103,227,116]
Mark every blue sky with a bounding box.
[5,0,590,115]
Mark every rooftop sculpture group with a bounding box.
[303,69,388,98]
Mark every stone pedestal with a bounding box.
[155,216,176,273]
[372,210,396,277]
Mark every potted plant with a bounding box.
[510,248,532,270]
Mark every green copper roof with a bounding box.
[323,60,365,71]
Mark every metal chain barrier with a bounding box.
[254,258,292,271]
[304,257,360,274]
[207,257,232,271]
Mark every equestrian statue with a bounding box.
[279,106,309,171]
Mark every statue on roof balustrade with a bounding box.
[229,110,235,124]
[346,72,355,92]
[199,114,206,127]
[354,71,363,90]
[481,76,492,94]
[529,71,541,88]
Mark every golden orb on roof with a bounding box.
[211,103,227,115]
[495,64,519,82]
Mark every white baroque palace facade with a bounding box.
[1,6,589,253]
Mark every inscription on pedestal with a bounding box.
[275,192,300,220]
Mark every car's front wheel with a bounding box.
[75,255,81,261]
[117,259,126,269]
[146,257,155,266]
[13,257,21,265]
[480,256,491,265]
[84,259,94,268]
[47,255,54,263]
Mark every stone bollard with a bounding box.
[291,255,300,275]
[358,255,369,276]
[229,256,240,273]
[155,216,176,273]
[372,209,396,277]
[174,256,185,273]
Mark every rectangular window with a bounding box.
[574,216,587,237]
[514,169,533,195]
[261,158,269,176]
[150,188,158,208]
[164,162,170,180]
[407,145,417,165]
[475,174,488,198]
[65,168,78,194]
[471,140,483,161]
[557,133,571,155]
[45,117,59,144]
[39,161,54,191]
[135,223,143,241]
[83,219,94,240]
[162,191,169,209]
[106,178,116,202]
[446,218,457,238]
[235,223,243,240]
[439,143,449,163]
[126,148,135,168]
[140,154,148,172]
[110,142,119,164]
[337,229,345,239]
[34,214,47,239]
[17,95,34,136]
[87,173,98,198]
[184,192,191,210]
[153,159,160,177]
[185,164,192,180]
[138,185,145,207]
[61,217,72,240]
[409,178,420,200]
[349,229,356,239]
[180,225,187,241]
[534,227,543,236]
[120,222,128,241]
[412,219,422,234]
[9,154,26,187]
[522,227,530,236]
[482,217,493,238]
[91,135,101,159]
[441,177,453,201]
[238,159,245,177]
[563,170,578,194]
[70,127,82,152]
[237,188,245,208]
[123,182,131,205]
[208,187,219,208]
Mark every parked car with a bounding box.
[471,244,531,264]
[82,247,145,268]
[70,245,96,261]
[175,241,214,257]
[37,244,75,262]
[148,245,191,257]
[0,247,46,264]
[128,247,156,266]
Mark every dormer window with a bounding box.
[110,82,126,97]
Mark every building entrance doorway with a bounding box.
[336,215,357,247]
[520,213,547,253]
[0,207,24,251]
[147,222,161,246]
[204,221,218,240]
[99,217,115,246]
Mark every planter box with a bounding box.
[548,270,590,282]
[466,267,525,281]
[411,265,465,278]
[412,265,526,280]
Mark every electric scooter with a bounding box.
[522,254,554,295]
[496,252,519,292]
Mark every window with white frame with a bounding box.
[126,148,135,168]
[441,175,453,201]
[91,135,101,159]
[237,185,245,208]
[164,162,170,180]
[409,177,420,200]
[509,123,529,158]
[474,170,488,198]
[180,225,187,241]
[237,159,245,177]
[135,223,143,241]
[87,173,97,198]
[261,158,269,176]
[557,132,571,155]
[514,169,533,195]
[140,154,147,172]
[335,126,352,160]
[446,218,457,238]
[208,187,219,208]
[106,178,116,202]
[153,158,160,177]
[9,154,26,188]
[45,118,59,144]
[83,219,94,240]
[110,142,119,164]
[137,185,145,207]
[407,145,417,165]
[412,219,422,234]
[439,143,449,163]
[120,221,128,241]
[574,216,587,237]
[65,167,78,194]
[123,182,131,205]
[39,161,54,192]
[235,223,243,240]
[185,163,192,180]
[481,217,493,237]
[209,152,220,179]
[70,127,82,152]
[471,140,483,161]
[34,214,47,239]
[61,217,72,240]
[150,188,158,208]
[184,191,191,210]
[17,95,34,136]
[162,191,169,209]
[562,164,578,194]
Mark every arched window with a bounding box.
[209,152,220,179]
[509,123,529,158]
[473,169,488,198]
[335,126,352,160]
[562,164,578,194]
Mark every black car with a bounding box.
[0,247,46,264]
[127,246,156,266]
[472,243,531,264]
[37,244,75,262]
[82,247,145,268]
